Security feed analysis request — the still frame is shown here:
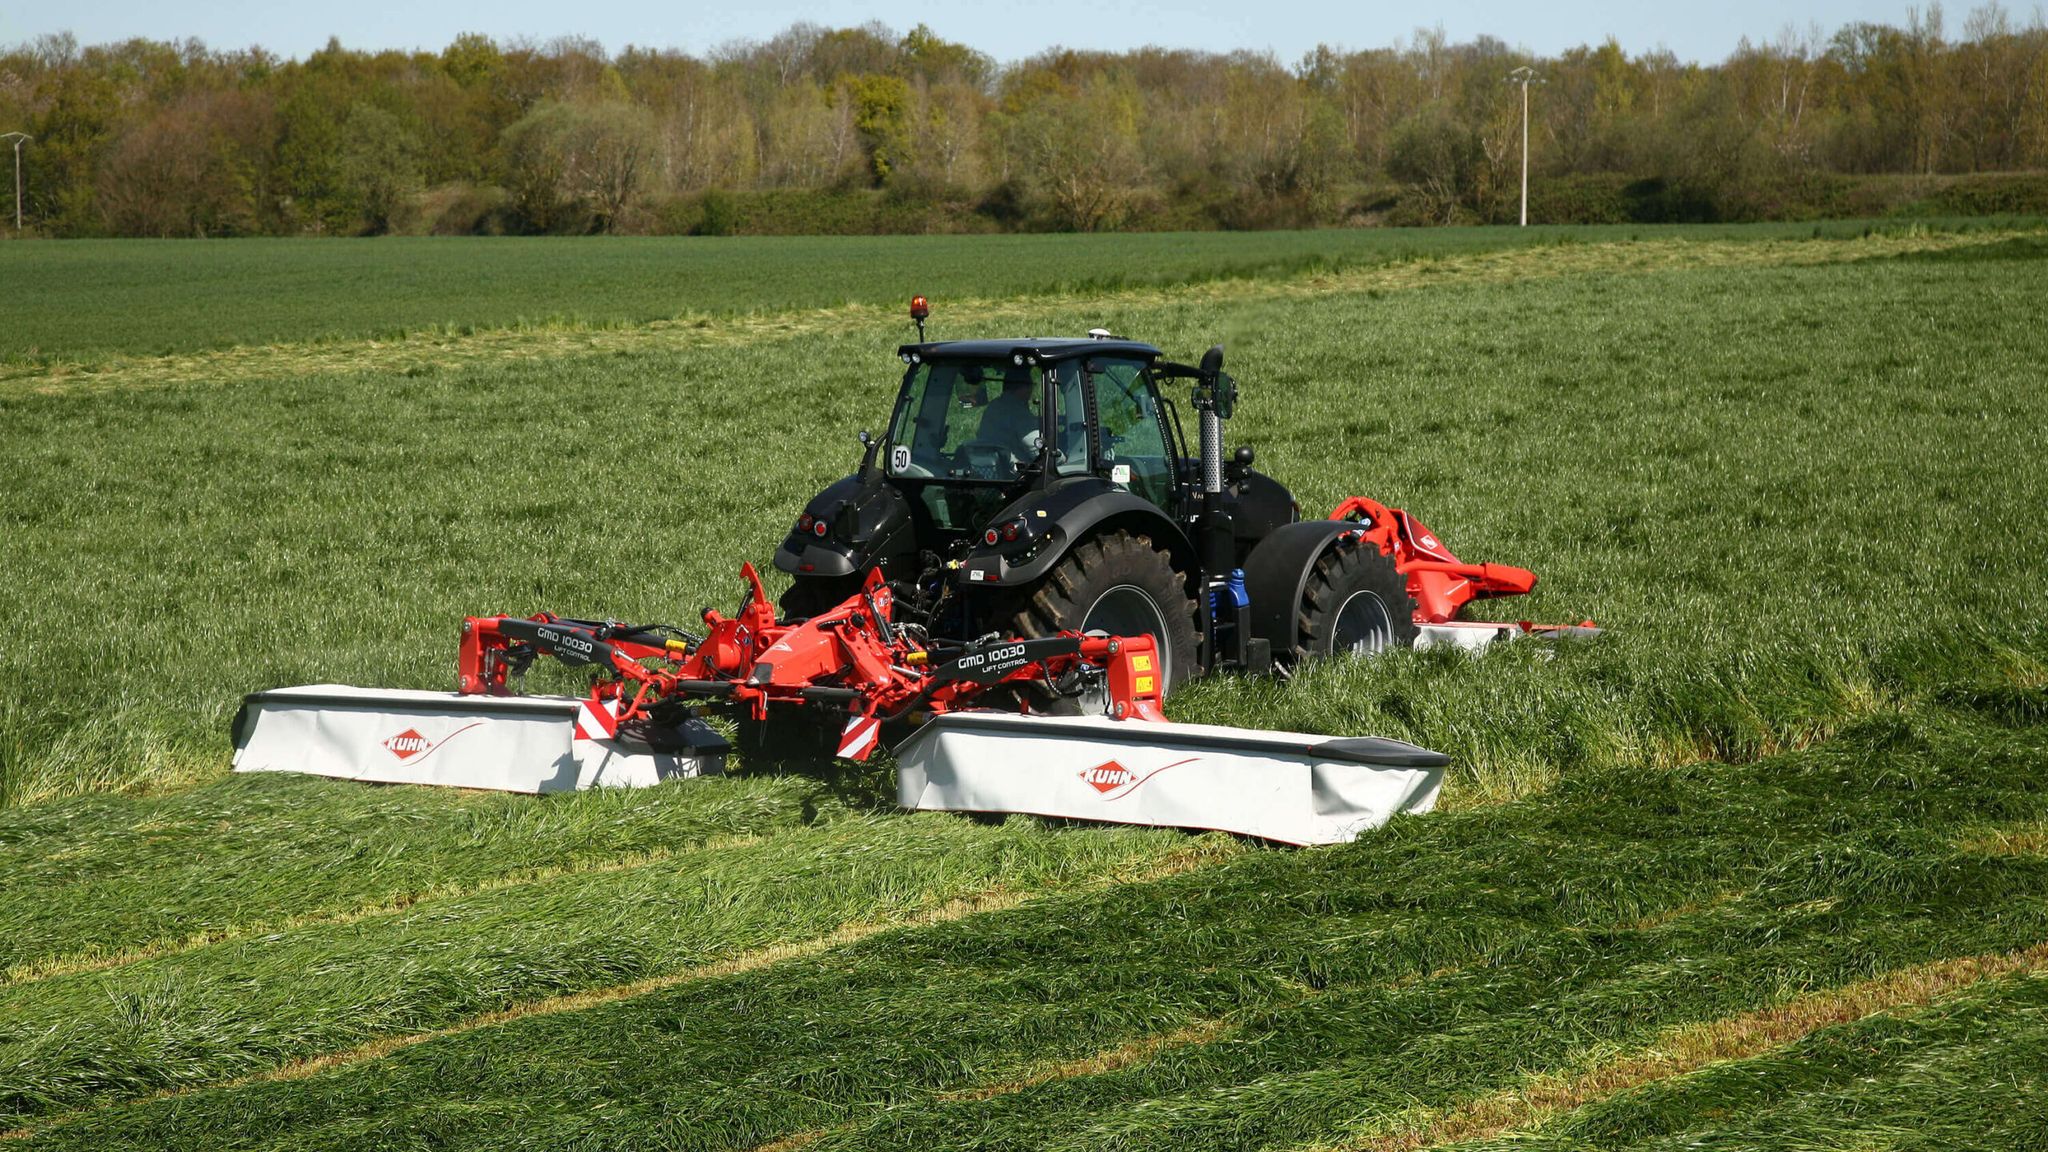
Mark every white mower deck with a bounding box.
[231,685,723,793]
[895,712,1448,846]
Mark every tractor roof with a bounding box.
[897,337,1163,363]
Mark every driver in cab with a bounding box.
[976,368,1039,461]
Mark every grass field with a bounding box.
[3,222,2046,1148]
[1,218,2030,364]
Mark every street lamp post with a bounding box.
[1,133,29,233]
[1506,68,1540,227]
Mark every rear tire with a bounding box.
[1298,541,1419,659]
[1002,530,1198,712]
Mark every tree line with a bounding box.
[2,8,2045,237]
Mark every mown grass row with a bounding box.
[0,222,1959,364]
[4,236,2045,809]
[15,699,2044,1149]
[1456,967,2048,1151]
[0,814,1195,1121]
[0,772,839,978]
[792,706,2048,1152]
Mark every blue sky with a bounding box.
[2,0,1939,65]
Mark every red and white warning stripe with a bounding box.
[837,715,882,761]
[573,697,621,742]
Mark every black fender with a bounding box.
[1228,468,1298,559]
[956,478,1195,589]
[773,473,915,580]
[1241,520,1359,653]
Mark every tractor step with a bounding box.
[231,685,726,793]
[894,712,1448,846]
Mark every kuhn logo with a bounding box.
[1078,756,1199,800]
[1082,760,1134,793]
[383,728,433,761]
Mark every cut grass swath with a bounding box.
[0,815,1201,1120]
[7,227,2013,397]
[788,711,2048,1152]
[11,704,2046,1150]
[1312,942,2048,1151]
[0,772,832,979]
[1447,964,2048,1151]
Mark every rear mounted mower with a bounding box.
[232,299,1595,845]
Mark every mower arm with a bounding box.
[456,563,1171,759]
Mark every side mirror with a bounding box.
[857,429,881,478]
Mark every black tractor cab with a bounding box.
[775,326,1300,690]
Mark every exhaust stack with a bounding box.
[1196,344,1228,495]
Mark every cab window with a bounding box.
[1050,362,1091,477]
[1053,357,1173,508]
[1091,359,1173,506]
[887,360,1041,482]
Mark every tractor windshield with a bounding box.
[886,359,1043,483]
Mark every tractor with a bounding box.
[773,304,1544,749]
[231,302,1582,835]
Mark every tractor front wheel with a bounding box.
[1004,530,1199,709]
[1297,541,1420,659]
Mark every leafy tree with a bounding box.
[25,38,122,235]
[903,77,986,189]
[95,88,273,236]
[442,33,503,89]
[338,102,421,233]
[1388,101,1480,222]
[500,99,657,232]
[5,16,2048,236]
[900,24,993,89]
[845,72,909,183]
[1014,74,1144,230]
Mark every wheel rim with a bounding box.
[1082,584,1174,681]
[1332,590,1395,655]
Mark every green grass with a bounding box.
[0,220,2004,363]
[11,704,2044,1147]
[3,226,2044,807]
[0,772,833,977]
[0,813,1191,1120]
[1461,969,2048,1151]
[2,224,2046,1149]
